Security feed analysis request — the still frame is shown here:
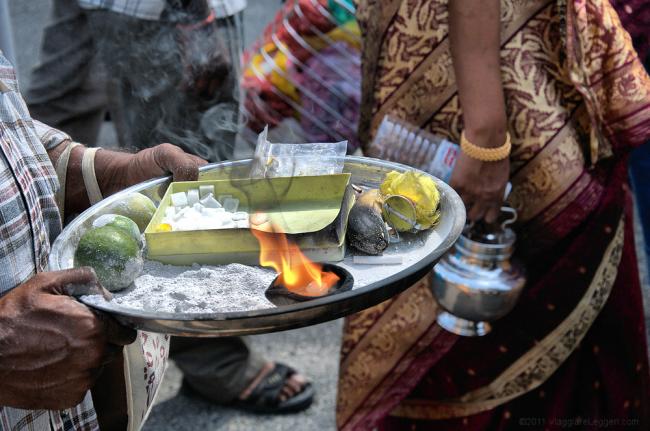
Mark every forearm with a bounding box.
[47,141,204,216]
[47,145,132,215]
[449,0,507,146]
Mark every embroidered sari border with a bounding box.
[337,281,439,426]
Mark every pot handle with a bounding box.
[500,206,517,230]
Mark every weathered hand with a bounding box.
[0,268,136,410]
[98,143,207,196]
[123,143,208,184]
[450,152,509,223]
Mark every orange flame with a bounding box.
[251,216,340,297]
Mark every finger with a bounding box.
[456,188,473,210]
[94,311,137,346]
[154,144,202,182]
[173,164,200,182]
[97,344,123,369]
[190,154,209,167]
[459,192,476,218]
[468,201,488,222]
[62,267,113,300]
[484,204,502,224]
[46,267,103,296]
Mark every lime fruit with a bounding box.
[105,192,157,232]
[92,214,142,247]
[75,226,143,291]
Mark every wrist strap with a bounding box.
[82,147,104,205]
[54,142,82,220]
[461,131,511,162]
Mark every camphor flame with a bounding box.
[250,214,340,297]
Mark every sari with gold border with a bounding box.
[337,0,650,429]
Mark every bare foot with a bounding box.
[238,362,308,402]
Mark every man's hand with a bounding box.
[54,142,207,216]
[97,143,208,198]
[0,268,136,410]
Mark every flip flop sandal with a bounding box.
[233,363,315,414]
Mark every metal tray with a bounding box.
[48,157,465,337]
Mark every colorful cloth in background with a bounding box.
[329,0,356,24]
[338,0,650,429]
[294,41,361,151]
[241,0,362,153]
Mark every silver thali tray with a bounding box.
[49,157,465,336]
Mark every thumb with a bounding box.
[48,267,113,300]
[93,311,138,346]
[153,144,207,182]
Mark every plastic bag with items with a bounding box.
[250,126,347,178]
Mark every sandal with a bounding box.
[233,363,315,414]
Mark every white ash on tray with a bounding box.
[82,260,276,314]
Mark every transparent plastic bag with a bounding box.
[239,0,362,155]
[250,126,347,178]
[371,116,459,182]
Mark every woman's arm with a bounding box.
[448,0,510,223]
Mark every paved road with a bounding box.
[6,1,650,430]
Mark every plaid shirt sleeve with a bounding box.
[77,0,246,20]
[210,0,246,18]
[0,54,99,431]
[32,119,73,151]
[77,0,167,20]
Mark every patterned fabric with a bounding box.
[610,0,650,62]
[337,0,650,429]
[77,0,246,19]
[77,0,166,20]
[0,54,98,431]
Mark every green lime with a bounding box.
[75,226,143,291]
[92,214,142,247]
[104,192,157,232]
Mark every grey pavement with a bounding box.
[144,321,342,431]
[5,1,650,430]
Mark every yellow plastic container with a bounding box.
[144,174,354,266]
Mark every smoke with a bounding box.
[87,5,244,162]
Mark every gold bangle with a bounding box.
[460,131,511,161]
